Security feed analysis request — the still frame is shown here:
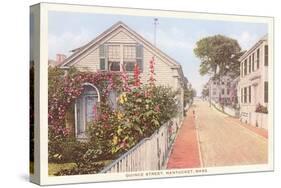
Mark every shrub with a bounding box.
[255,103,268,114]
[48,61,180,175]
[55,163,104,176]
[48,125,71,163]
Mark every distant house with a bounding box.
[59,21,186,138]
[238,35,268,128]
[229,77,239,107]
[208,74,237,105]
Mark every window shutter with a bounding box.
[136,43,143,72]
[257,48,260,69]
[252,53,255,71]
[99,45,107,70]
[249,56,251,73]
[264,45,268,66]
[241,88,243,103]
[249,86,251,103]
[264,81,268,103]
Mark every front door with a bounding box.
[85,95,98,123]
[76,85,99,139]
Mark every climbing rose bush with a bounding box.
[48,57,180,174]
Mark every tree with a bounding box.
[194,35,243,79]
[194,35,243,105]
[201,85,209,99]
[192,89,197,98]
[184,86,196,106]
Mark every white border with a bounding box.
[38,3,274,185]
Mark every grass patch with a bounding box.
[48,163,77,176]
[48,160,113,176]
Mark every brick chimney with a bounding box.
[56,54,66,65]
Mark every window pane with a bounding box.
[109,61,120,71]
[108,45,120,59]
[124,45,136,59]
[84,85,98,95]
[125,61,135,72]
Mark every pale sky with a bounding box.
[48,11,267,95]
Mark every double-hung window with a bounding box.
[123,45,136,72]
[99,43,143,72]
[108,45,121,71]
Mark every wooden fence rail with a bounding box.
[101,118,180,173]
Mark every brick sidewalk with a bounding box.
[166,106,201,169]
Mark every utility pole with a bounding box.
[154,18,158,47]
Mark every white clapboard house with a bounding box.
[59,21,186,138]
[238,35,269,129]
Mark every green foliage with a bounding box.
[201,84,209,98]
[86,85,179,157]
[48,126,72,163]
[48,66,179,175]
[194,35,243,78]
[121,85,178,135]
[48,163,77,176]
[184,87,196,106]
[255,103,268,114]
[54,162,104,176]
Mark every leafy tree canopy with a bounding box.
[194,35,244,79]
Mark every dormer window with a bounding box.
[99,43,143,72]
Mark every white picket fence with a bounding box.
[101,118,180,173]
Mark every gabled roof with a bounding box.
[60,21,182,70]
